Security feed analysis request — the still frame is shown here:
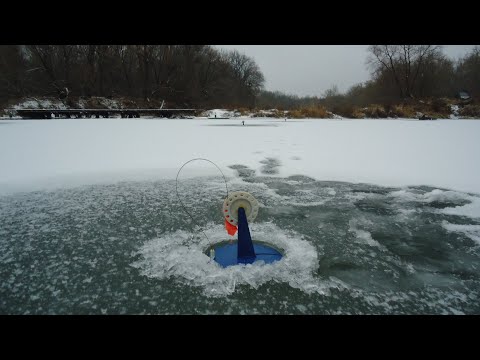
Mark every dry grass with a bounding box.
[459,104,480,118]
[287,109,303,118]
[287,105,329,119]
[351,108,366,119]
[363,104,387,118]
[391,104,417,118]
[235,107,251,116]
[430,98,451,113]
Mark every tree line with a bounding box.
[257,46,480,111]
[0,45,265,109]
[1,45,479,112]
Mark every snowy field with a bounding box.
[1,118,480,195]
[1,117,480,314]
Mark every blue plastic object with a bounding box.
[237,207,256,264]
[211,207,283,268]
[213,242,283,268]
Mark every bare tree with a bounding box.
[323,85,340,98]
[60,45,76,91]
[224,50,265,107]
[2,45,267,110]
[114,45,136,96]
[0,45,28,98]
[456,46,480,97]
[27,45,65,96]
[367,45,441,99]
[135,45,155,101]
[77,45,98,97]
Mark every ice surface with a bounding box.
[132,222,334,297]
[1,116,480,313]
[2,171,480,313]
[442,222,480,244]
[1,118,480,197]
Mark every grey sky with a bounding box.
[216,45,477,97]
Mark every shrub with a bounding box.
[459,104,480,118]
[431,98,450,113]
[391,104,416,118]
[235,107,250,115]
[299,105,329,118]
[352,109,366,118]
[66,97,77,108]
[331,104,358,118]
[363,104,387,118]
[288,105,329,119]
[288,109,304,118]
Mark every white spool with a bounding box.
[223,191,259,226]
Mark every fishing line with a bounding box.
[175,158,230,242]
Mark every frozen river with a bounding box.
[1,118,479,314]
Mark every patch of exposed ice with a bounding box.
[442,221,480,244]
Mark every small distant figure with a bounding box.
[285,118,287,122]
[242,120,245,125]
[215,114,217,118]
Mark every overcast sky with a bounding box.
[215,45,477,97]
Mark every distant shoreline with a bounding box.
[1,95,479,120]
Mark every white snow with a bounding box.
[12,98,68,110]
[442,221,480,244]
[202,109,233,118]
[389,188,480,219]
[94,98,121,109]
[441,196,480,219]
[1,118,480,197]
[390,188,473,204]
[348,218,385,249]
[450,105,460,119]
[132,222,333,297]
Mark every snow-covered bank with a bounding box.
[0,118,479,196]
